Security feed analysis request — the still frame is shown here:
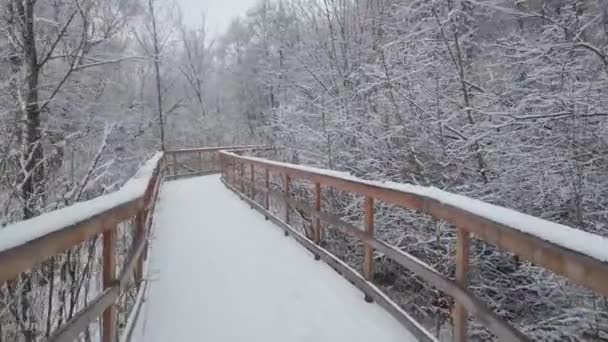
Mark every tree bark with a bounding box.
[149,0,166,150]
[17,0,45,220]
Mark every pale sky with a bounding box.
[176,0,259,36]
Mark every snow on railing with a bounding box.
[0,146,269,342]
[0,152,162,254]
[0,152,165,342]
[219,150,608,342]
[222,153,608,263]
[164,145,273,179]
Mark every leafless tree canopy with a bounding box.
[1,0,607,340]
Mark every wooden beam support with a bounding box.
[134,213,145,284]
[313,182,322,245]
[363,196,375,302]
[454,227,470,342]
[240,162,245,193]
[264,168,270,211]
[313,182,322,260]
[102,226,117,342]
[284,173,291,235]
[250,164,255,200]
[172,153,177,176]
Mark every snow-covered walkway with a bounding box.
[132,175,418,342]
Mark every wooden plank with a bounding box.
[0,198,142,284]
[454,228,470,342]
[102,226,117,342]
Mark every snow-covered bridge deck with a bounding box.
[131,175,418,342]
[3,147,607,342]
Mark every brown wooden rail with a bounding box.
[219,151,608,342]
[164,145,272,179]
[0,154,165,342]
[4,145,606,342]
[0,147,249,342]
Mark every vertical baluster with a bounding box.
[102,226,116,342]
[313,182,322,260]
[240,163,245,193]
[250,164,255,200]
[134,213,145,284]
[363,196,374,302]
[215,151,221,172]
[172,153,177,176]
[283,174,290,236]
[454,227,470,342]
[198,151,203,173]
[264,168,270,212]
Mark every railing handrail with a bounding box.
[219,150,608,341]
[165,145,269,155]
[0,146,274,342]
[0,152,163,283]
[4,145,605,342]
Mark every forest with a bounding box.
[1,0,607,340]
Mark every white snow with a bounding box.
[0,152,163,253]
[224,152,608,263]
[132,175,418,342]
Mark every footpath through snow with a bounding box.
[132,175,418,342]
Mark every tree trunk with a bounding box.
[18,0,45,220]
[149,0,166,150]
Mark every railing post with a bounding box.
[221,154,226,176]
[240,162,245,193]
[250,164,255,200]
[283,173,290,236]
[454,227,470,342]
[313,182,322,260]
[134,212,145,284]
[215,152,221,172]
[198,150,203,172]
[172,153,177,176]
[264,168,270,213]
[102,225,116,342]
[363,196,375,302]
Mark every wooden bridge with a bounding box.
[1,146,607,342]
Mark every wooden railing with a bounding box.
[164,145,269,180]
[0,147,246,342]
[3,145,606,342]
[218,151,608,342]
[0,153,163,342]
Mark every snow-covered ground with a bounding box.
[131,175,418,342]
